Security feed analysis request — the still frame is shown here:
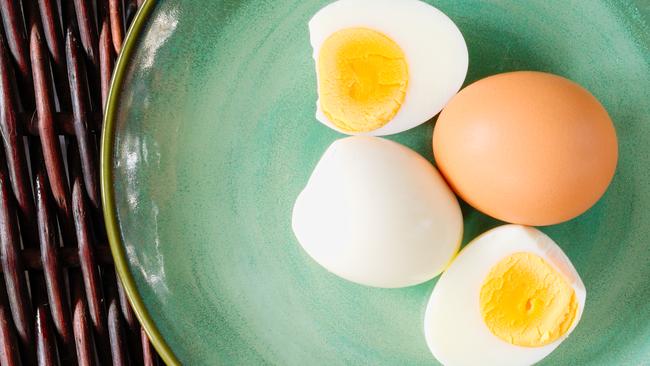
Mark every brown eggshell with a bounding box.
[433,71,618,226]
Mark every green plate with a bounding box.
[102,1,650,364]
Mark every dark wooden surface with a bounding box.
[0,1,161,364]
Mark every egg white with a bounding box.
[292,136,463,288]
[309,0,468,136]
[424,225,586,366]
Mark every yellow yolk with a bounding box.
[479,252,578,347]
[317,28,408,132]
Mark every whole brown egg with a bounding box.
[433,71,618,226]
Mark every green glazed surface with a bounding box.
[103,0,650,364]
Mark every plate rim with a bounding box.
[100,0,180,364]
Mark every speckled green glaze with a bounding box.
[104,0,650,364]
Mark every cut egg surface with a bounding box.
[292,136,463,288]
[309,0,468,135]
[424,225,586,366]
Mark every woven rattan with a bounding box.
[0,0,160,364]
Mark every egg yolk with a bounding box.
[479,252,578,347]
[317,28,408,132]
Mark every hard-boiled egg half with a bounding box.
[309,0,468,136]
[292,136,463,288]
[424,225,586,366]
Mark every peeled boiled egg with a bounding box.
[292,136,462,288]
[424,225,586,366]
[433,71,618,226]
[309,0,468,136]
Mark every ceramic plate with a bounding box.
[102,1,650,364]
